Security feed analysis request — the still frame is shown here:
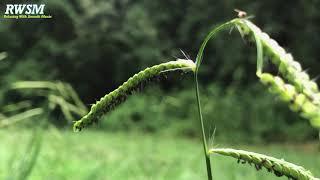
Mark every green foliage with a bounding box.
[0,108,43,128]
[0,52,7,61]
[10,81,87,124]
[2,1,319,97]
[1,1,320,137]
[0,80,87,129]
[5,125,43,180]
[1,1,319,178]
[1,130,320,180]
[96,85,316,143]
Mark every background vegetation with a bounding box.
[1,0,319,142]
[1,130,319,179]
[0,1,320,179]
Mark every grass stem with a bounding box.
[194,73,213,180]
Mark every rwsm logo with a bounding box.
[3,4,52,19]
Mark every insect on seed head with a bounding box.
[234,9,247,18]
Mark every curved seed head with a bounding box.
[238,19,320,109]
[209,148,318,180]
[73,60,195,131]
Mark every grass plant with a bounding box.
[73,16,319,180]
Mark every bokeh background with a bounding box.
[0,0,319,179]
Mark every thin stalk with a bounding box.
[194,19,236,180]
[194,73,212,180]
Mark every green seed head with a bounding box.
[280,84,295,102]
[238,19,320,111]
[310,117,320,128]
[73,60,196,131]
[209,148,318,180]
[259,73,274,85]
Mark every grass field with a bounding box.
[0,129,319,180]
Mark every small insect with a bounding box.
[254,164,262,171]
[260,158,267,165]
[234,9,247,18]
[274,170,284,177]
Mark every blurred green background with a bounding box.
[0,0,319,179]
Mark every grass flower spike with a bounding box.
[73,16,319,180]
[235,19,320,107]
[209,148,319,180]
[74,59,195,131]
[259,73,320,127]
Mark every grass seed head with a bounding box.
[73,60,195,131]
[209,148,319,180]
